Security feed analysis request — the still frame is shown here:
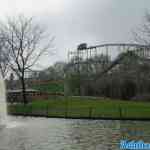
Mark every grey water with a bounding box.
[0,116,150,150]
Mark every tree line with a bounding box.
[1,12,150,104]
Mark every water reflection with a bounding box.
[120,121,150,142]
[0,117,150,150]
[67,120,121,150]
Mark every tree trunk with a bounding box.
[20,76,28,105]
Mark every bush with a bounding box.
[131,93,150,101]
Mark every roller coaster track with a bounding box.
[68,43,150,79]
[79,43,150,50]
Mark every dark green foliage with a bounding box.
[32,82,64,93]
[66,51,150,101]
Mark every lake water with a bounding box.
[0,116,150,150]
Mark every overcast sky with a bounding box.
[0,0,150,68]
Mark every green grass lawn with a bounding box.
[8,96,150,119]
[32,82,64,93]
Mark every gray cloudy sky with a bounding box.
[1,0,150,67]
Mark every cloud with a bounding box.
[0,0,150,67]
[0,0,65,16]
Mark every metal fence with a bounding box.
[7,105,150,120]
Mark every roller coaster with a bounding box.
[68,43,150,78]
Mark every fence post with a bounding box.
[46,104,49,117]
[30,105,32,115]
[89,107,93,118]
[23,105,26,116]
[124,107,125,118]
[119,106,123,118]
[65,106,68,118]
[65,98,68,118]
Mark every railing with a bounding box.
[7,105,150,120]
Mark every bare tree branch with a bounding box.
[134,11,150,45]
[0,15,54,104]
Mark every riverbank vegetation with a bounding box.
[8,96,150,119]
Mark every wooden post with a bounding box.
[30,105,32,115]
[89,107,93,118]
[65,107,68,118]
[46,104,49,117]
[119,106,123,118]
[65,99,68,118]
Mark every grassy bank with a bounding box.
[7,96,150,119]
[32,82,64,93]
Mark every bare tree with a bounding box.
[0,15,53,104]
[134,11,150,45]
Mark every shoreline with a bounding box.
[8,113,150,121]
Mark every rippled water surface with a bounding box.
[0,116,150,150]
